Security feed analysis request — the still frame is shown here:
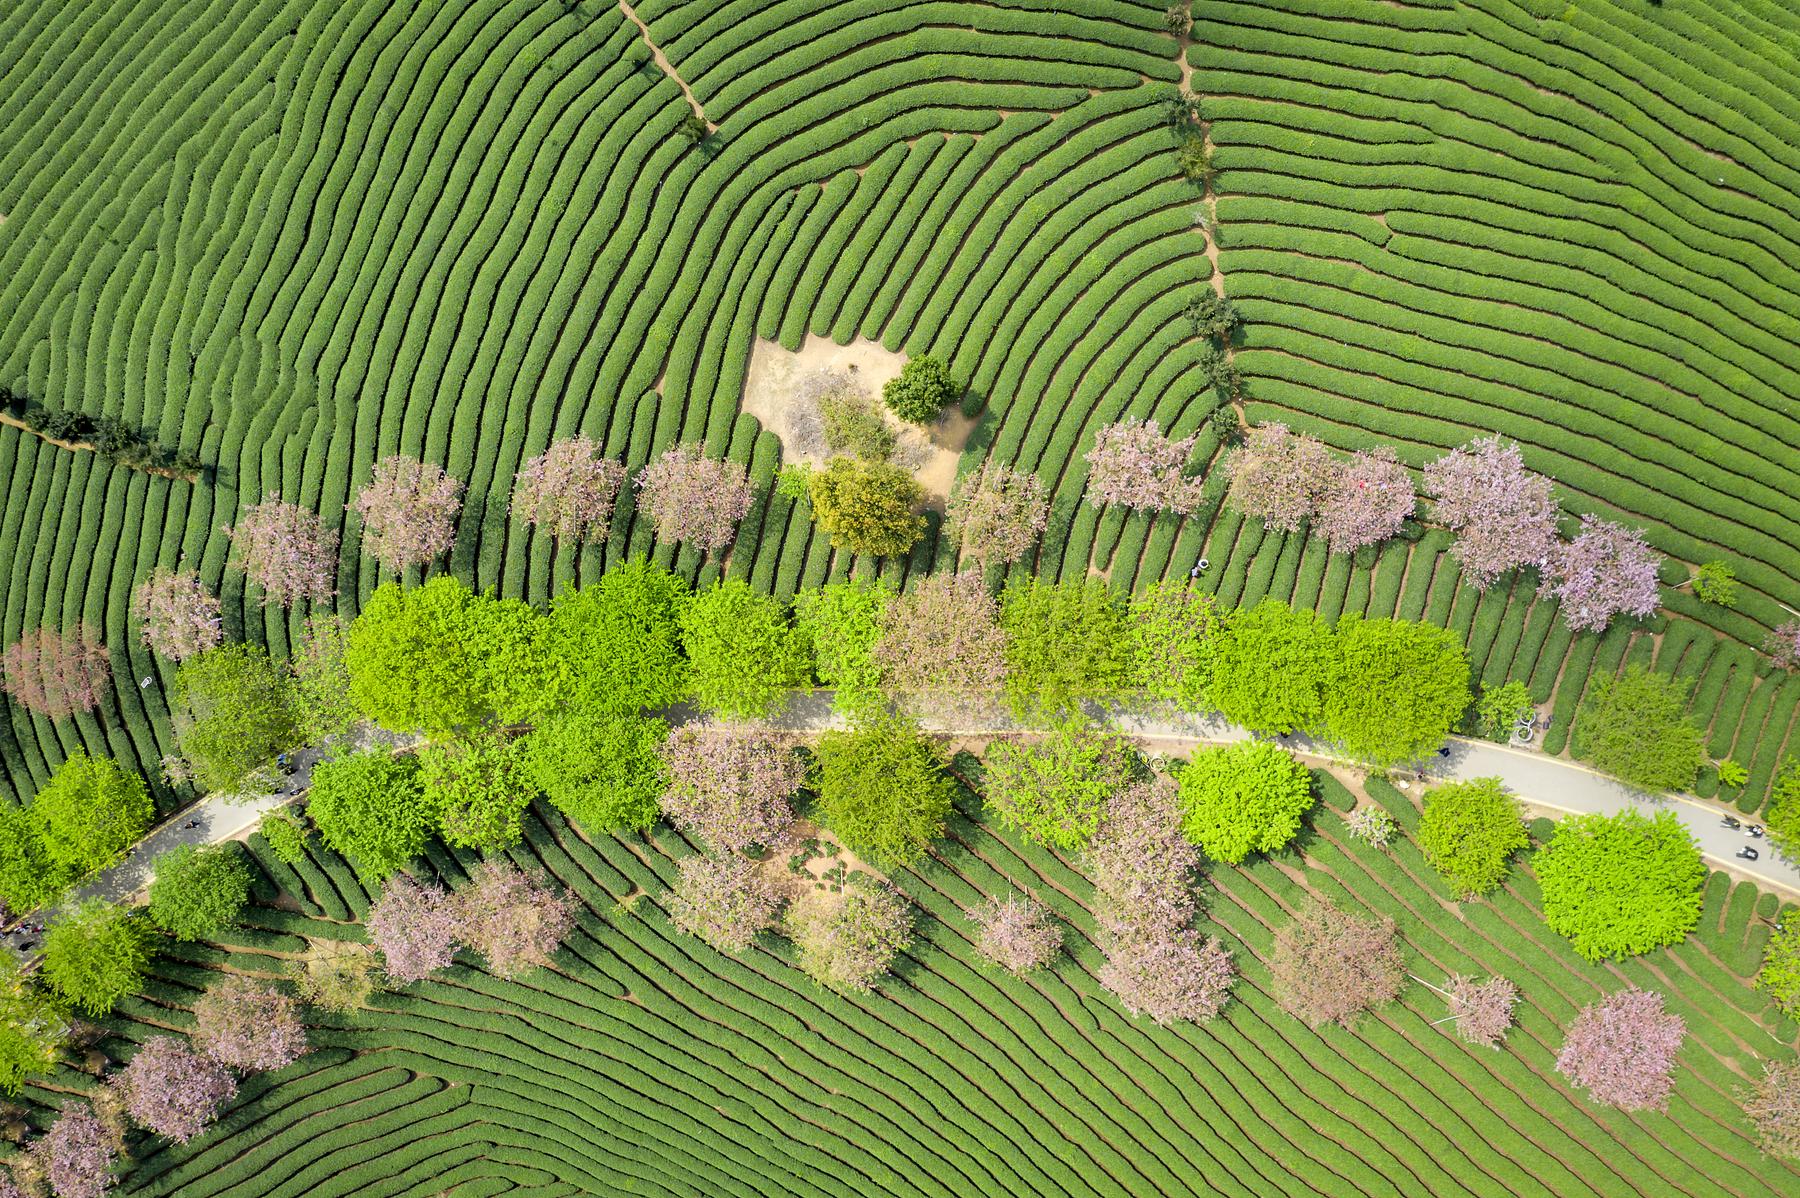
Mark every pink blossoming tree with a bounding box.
[111,1036,236,1143]
[366,874,464,984]
[1098,929,1234,1025]
[351,455,464,571]
[784,878,911,993]
[1225,422,1337,533]
[224,493,338,606]
[1,625,111,720]
[1443,974,1518,1048]
[191,977,308,1072]
[873,570,1009,713]
[1767,621,1800,671]
[454,860,575,980]
[657,728,805,854]
[665,852,784,955]
[1742,1059,1800,1160]
[1541,516,1662,633]
[130,568,223,662]
[29,1103,115,1198]
[1270,899,1406,1029]
[634,444,754,551]
[943,462,1051,566]
[1086,776,1199,943]
[966,893,1061,974]
[1556,987,1685,1111]
[510,435,628,544]
[1317,446,1416,554]
[1084,417,1206,513]
[1422,437,1560,589]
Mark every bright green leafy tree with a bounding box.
[419,734,537,852]
[40,899,152,1017]
[0,953,65,1094]
[1769,760,1800,864]
[794,580,892,719]
[1760,921,1800,1017]
[983,718,1140,850]
[172,643,303,792]
[4,751,155,913]
[678,580,813,720]
[1208,600,1336,735]
[1128,581,1221,710]
[1574,666,1705,793]
[881,355,959,424]
[259,808,309,867]
[807,458,925,559]
[1475,680,1533,742]
[147,843,252,941]
[546,558,691,715]
[307,749,435,880]
[1000,577,1135,719]
[1535,808,1705,961]
[526,708,666,834]
[1176,740,1315,864]
[1416,777,1527,898]
[815,715,955,867]
[0,801,64,913]
[1322,614,1470,767]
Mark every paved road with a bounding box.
[757,691,1800,898]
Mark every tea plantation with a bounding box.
[3,0,1800,1194]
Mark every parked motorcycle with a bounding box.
[1747,824,1765,838]
[1722,815,1742,829]
[1737,846,1760,861]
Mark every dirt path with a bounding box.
[619,0,716,132]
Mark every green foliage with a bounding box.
[1476,680,1533,742]
[27,750,152,892]
[1535,809,1705,961]
[547,558,691,716]
[0,801,65,913]
[820,389,896,461]
[678,580,812,720]
[794,579,892,719]
[675,112,709,144]
[1416,777,1527,898]
[346,577,555,737]
[0,952,64,1094]
[1176,740,1314,864]
[1208,600,1335,735]
[259,808,309,867]
[419,734,537,852]
[983,719,1140,850]
[1176,133,1212,184]
[774,463,814,503]
[1692,560,1738,607]
[1770,760,1800,864]
[1322,614,1470,767]
[147,843,253,941]
[39,899,151,1017]
[1759,921,1800,1017]
[307,749,434,880]
[881,355,960,424]
[1127,581,1220,710]
[807,458,925,558]
[1716,758,1748,789]
[814,715,954,867]
[292,614,360,742]
[999,577,1135,719]
[1575,666,1705,793]
[172,643,304,793]
[525,709,666,834]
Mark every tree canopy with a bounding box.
[807,458,926,559]
[881,355,959,424]
[525,708,666,834]
[40,899,152,1017]
[814,715,955,867]
[147,843,252,942]
[1,750,152,914]
[171,643,303,793]
[982,719,1140,850]
[1208,600,1335,735]
[419,734,537,852]
[1761,759,1800,865]
[1128,581,1220,710]
[1535,809,1705,961]
[306,748,435,880]
[1574,666,1705,793]
[999,577,1135,719]
[1416,777,1526,898]
[1175,740,1315,864]
[546,558,691,715]
[794,579,891,719]
[1321,614,1469,767]
[678,580,813,720]
[0,952,65,1094]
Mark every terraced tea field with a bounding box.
[85,777,1799,1198]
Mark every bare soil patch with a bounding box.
[755,817,885,913]
[740,334,975,509]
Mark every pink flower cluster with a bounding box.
[1269,899,1405,1029]
[1225,422,1338,534]
[1556,986,1685,1111]
[111,1036,237,1144]
[1,624,111,720]
[1422,436,1560,590]
[225,492,339,606]
[366,861,576,984]
[1097,929,1234,1025]
[511,435,627,544]
[1446,974,1518,1048]
[29,1104,115,1198]
[1540,515,1661,633]
[657,727,805,854]
[351,455,465,570]
[1084,417,1206,513]
[130,567,223,662]
[966,893,1061,974]
[634,443,754,551]
[1316,446,1416,553]
[874,570,1009,712]
[666,852,784,955]
[944,462,1050,566]
[366,874,464,984]
[191,977,308,1072]
[1769,620,1800,671]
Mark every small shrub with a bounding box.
[1693,560,1738,607]
[1417,777,1527,898]
[882,355,959,424]
[819,388,895,461]
[1343,806,1396,850]
[288,941,380,1014]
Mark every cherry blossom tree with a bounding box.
[224,493,338,606]
[1270,898,1406,1029]
[1086,776,1199,943]
[1083,417,1206,513]
[1099,929,1234,1024]
[455,860,575,980]
[1766,621,1800,671]
[634,444,754,551]
[657,728,805,853]
[1422,436,1560,589]
[1225,422,1337,533]
[511,435,627,543]
[1556,987,1685,1111]
[366,874,463,984]
[873,570,1009,713]
[130,567,222,662]
[0,625,110,719]
[1541,515,1661,633]
[1317,447,1416,554]
[1742,1059,1800,1159]
[191,977,308,1072]
[784,878,911,993]
[1442,974,1518,1048]
[1343,806,1396,850]
[28,1102,115,1198]
[665,852,784,955]
[943,463,1050,565]
[111,1036,236,1143]
[966,893,1061,974]
[351,455,464,570]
